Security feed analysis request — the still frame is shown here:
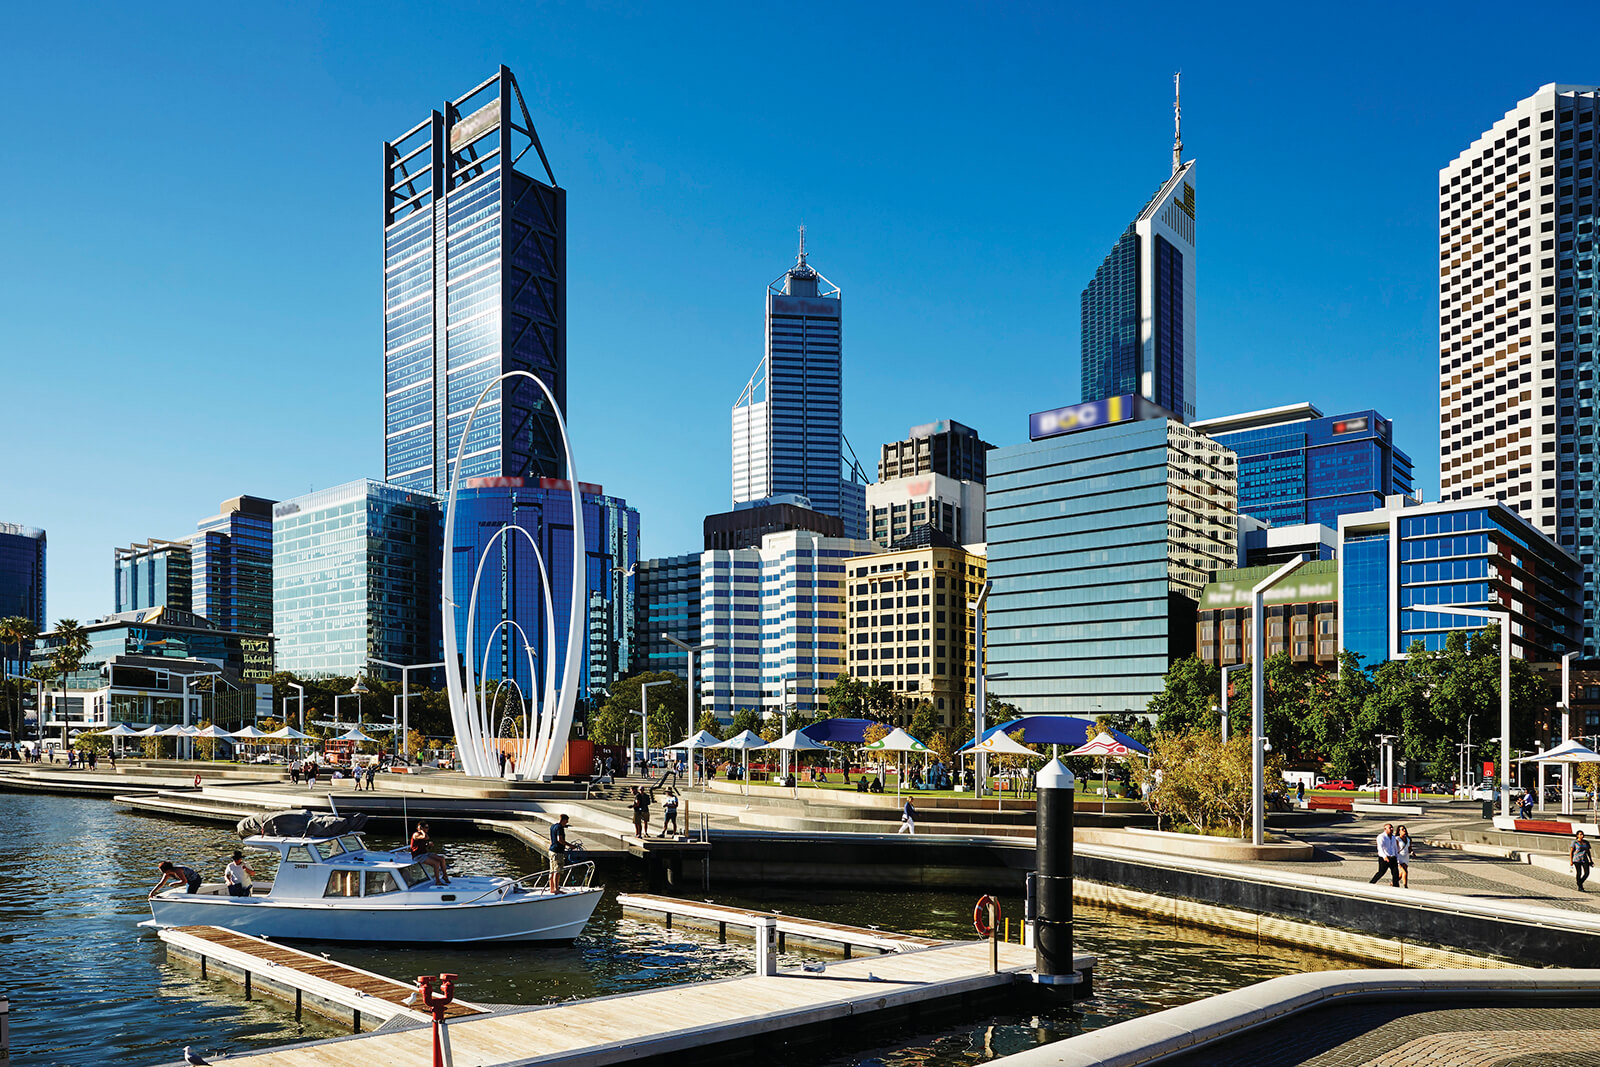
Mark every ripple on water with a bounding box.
[1,793,1371,1067]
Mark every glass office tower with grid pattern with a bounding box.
[0,523,46,629]
[383,66,567,496]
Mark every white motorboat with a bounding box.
[145,812,601,943]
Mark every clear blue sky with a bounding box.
[1,2,1592,623]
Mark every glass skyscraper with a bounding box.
[191,495,276,636]
[1081,160,1197,422]
[1193,403,1415,528]
[633,553,702,683]
[272,480,443,680]
[0,522,46,629]
[447,479,638,703]
[114,540,192,615]
[383,66,567,496]
[731,232,866,538]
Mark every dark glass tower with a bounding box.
[383,66,567,495]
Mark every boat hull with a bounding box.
[146,887,602,943]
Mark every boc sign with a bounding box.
[1029,395,1135,441]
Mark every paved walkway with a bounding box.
[1157,1002,1600,1067]
[1251,803,1599,914]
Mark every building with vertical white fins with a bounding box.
[730,231,866,538]
[1438,84,1600,652]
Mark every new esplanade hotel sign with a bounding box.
[1028,394,1176,440]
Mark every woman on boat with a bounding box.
[150,860,202,896]
[410,822,451,885]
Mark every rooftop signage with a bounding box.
[1199,569,1339,610]
[1029,394,1174,441]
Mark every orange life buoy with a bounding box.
[973,894,1000,937]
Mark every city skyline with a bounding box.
[4,3,1594,623]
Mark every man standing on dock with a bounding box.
[549,814,571,893]
[1369,823,1400,887]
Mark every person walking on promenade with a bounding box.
[1572,830,1593,891]
[630,787,649,838]
[1369,823,1400,886]
[898,798,916,835]
[1395,825,1413,888]
[365,761,377,791]
[661,788,679,837]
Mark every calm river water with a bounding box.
[0,793,1368,1066]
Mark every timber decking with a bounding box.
[618,892,945,954]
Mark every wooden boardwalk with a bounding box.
[222,938,1043,1066]
[160,926,485,1031]
[618,892,945,955]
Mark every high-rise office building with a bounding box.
[1338,496,1580,667]
[987,399,1237,714]
[272,480,443,679]
[447,478,638,701]
[383,66,567,496]
[191,495,276,637]
[633,553,703,684]
[1194,403,1414,528]
[1197,560,1341,671]
[700,529,881,718]
[114,540,192,615]
[731,231,866,538]
[1081,87,1196,422]
[1439,84,1600,652]
[877,420,993,483]
[868,420,991,546]
[0,523,46,629]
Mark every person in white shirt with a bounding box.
[1368,823,1399,887]
[224,850,256,898]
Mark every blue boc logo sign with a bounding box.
[1029,396,1132,440]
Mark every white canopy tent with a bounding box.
[711,730,766,794]
[760,729,834,796]
[1516,740,1600,815]
[669,730,728,788]
[863,728,930,796]
[971,730,1040,810]
[1068,731,1150,814]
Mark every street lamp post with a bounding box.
[369,658,446,762]
[286,681,305,733]
[1429,607,1513,818]
[1375,733,1399,803]
[1560,651,1579,815]
[663,635,714,786]
[638,679,671,778]
[969,579,993,797]
[1219,663,1247,743]
[1251,555,1308,845]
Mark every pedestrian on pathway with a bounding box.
[290,762,301,785]
[630,787,650,838]
[1520,790,1534,821]
[365,762,377,791]
[661,788,679,837]
[306,762,318,788]
[1395,825,1413,888]
[1572,830,1593,891]
[1369,823,1400,887]
[1296,780,1305,804]
[898,798,916,835]
[499,750,508,778]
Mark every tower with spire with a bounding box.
[731,229,865,537]
[1080,76,1198,422]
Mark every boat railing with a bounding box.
[456,860,596,904]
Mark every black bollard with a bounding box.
[1034,758,1077,994]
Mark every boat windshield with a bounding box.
[310,839,346,861]
[338,834,366,853]
[398,863,433,888]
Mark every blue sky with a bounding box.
[1,2,1592,623]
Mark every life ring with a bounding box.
[193,774,202,788]
[973,894,1001,937]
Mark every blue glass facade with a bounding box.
[986,417,1236,715]
[1338,500,1581,667]
[383,67,566,497]
[272,481,443,680]
[449,480,638,704]
[634,553,702,684]
[1081,228,1140,403]
[0,523,46,629]
[114,541,191,615]
[1201,408,1415,528]
[191,496,275,636]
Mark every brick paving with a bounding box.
[1158,1003,1600,1066]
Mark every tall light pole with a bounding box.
[287,681,305,733]
[1429,607,1513,817]
[638,679,671,777]
[1251,555,1307,845]
[663,635,714,786]
[1560,651,1579,815]
[969,579,993,797]
[369,658,446,761]
[1220,663,1247,742]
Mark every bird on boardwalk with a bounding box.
[183,1048,211,1066]
[402,990,419,1006]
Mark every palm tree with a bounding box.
[0,616,38,748]
[47,619,91,748]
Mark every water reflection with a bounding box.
[0,793,1367,1067]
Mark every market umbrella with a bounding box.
[670,729,726,787]
[337,726,378,744]
[231,725,271,738]
[863,728,930,795]
[712,730,766,794]
[1068,731,1149,814]
[760,729,834,796]
[972,730,1039,810]
[97,723,142,737]
[265,726,312,740]
[189,723,235,763]
[1517,739,1600,816]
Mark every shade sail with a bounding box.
[97,723,142,737]
[961,716,1149,755]
[265,726,312,740]
[1516,739,1600,764]
[759,729,833,752]
[230,725,272,739]
[668,730,723,750]
[1068,731,1148,758]
[799,718,883,745]
[972,730,1037,756]
[862,727,929,753]
[711,730,767,750]
[190,725,235,739]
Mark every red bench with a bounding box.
[1308,797,1354,811]
[1512,819,1575,834]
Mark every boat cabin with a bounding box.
[241,833,440,900]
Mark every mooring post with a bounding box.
[754,916,779,976]
[1,992,10,1067]
[1034,758,1078,995]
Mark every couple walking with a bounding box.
[1369,823,1413,888]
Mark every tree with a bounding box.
[1138,730,1286,836]
[0,615,37,744]
[729,708,762,738]
[1146,656,1221,735]
[47,619,90,747]
[825,674,868,717]
[907,700,939,741]
[695,712,724,739]
[1305,652,1376,779]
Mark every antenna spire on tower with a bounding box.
[797,223,807,268]
[1172,71,1183,176]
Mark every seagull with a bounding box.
[867,972,884,983]
[402,990,419,1006]
[183,1048,211,1066]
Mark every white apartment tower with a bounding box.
[731,230,866,538]
[1439,84,1600,651]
